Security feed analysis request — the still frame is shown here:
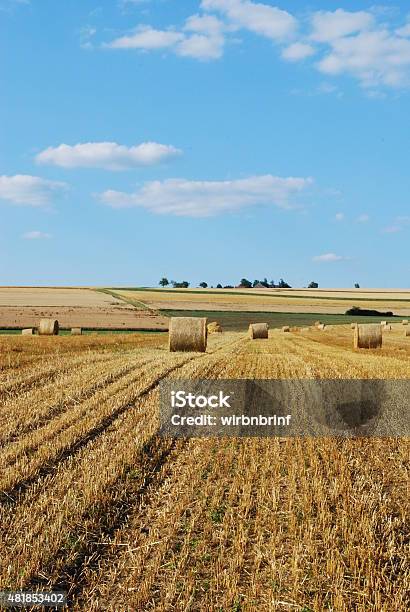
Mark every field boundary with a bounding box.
[112,287,410,303]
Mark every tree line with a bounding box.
[158,278,334,289]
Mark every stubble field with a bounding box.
[0,325,409,611]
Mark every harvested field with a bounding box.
[0,288,168,331]
[0,327,408,611]
[115,287,410,315]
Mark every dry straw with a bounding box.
[405,329,410,337]
[249,323,268,339]
[169,317,207,352]
[351,322,357,329]
[71,328,82,335]
[38,319,59,336]
[354,324,382,349]
[207,321,222,334]
[282,326,290,332]
[21,328,34,336]
[403,320,408,326]
[314,320,321,326]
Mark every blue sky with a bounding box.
[1,0,409,287]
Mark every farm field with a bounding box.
[0,287,168,331]
[116,287,410,315]
[162,309,401,332]
[0,326,409,611]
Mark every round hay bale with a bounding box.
[404,329,410,337]
[38,319,59,336]
[22,328,34,336]
[354,324,382,349]
[314,320,321,326]
[71,327,82,336]
[402,319,408,326]
[249,323,268,339]
[282,326,290,332]
[351,322,357,329]
[381,320,387,326]
[207,321,222,334]
[169,317,207,352]
[317,323,326,330]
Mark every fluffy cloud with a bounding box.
[107,26,184,50]
[313,253,346,262]
[107,17,226,60]
[282,42,315,61]
[104,4,410,89]
[106,0,296,60]
[99,174,313,217]
[22,231,51,240]
[317,27,410,88]
[201,0,296,41]
[335,212,344,221]
[310,9,374,43]
[0,175,67,206]
[36,141,182,170]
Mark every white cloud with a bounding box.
[107,26,184,50]
[335,212,344,221]
[357,213,369,223]
[99,174,313,217]
[22,231,51,240]
[317,28,410,88]
[176,33,224,59]
[396,23,410,38]
[36,141,182,170]
[382,216,410,233]
[311,9,374,43]
[382,225,401,234]
[103,4,410,90]
[282,42,315,61]
[313,252,346,262]
[201,0,296,41]
[178,13,226,59]
[0,175,67,206]
[106,20,225,60]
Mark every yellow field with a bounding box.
[0,327,409,610]
[117,288,410,315]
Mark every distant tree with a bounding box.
[171,280,190,288]
[262,277,269,288]
[216,283,223,288]
[199,282,208,288]
[252,279,260,287]
[224,285,234,288]
[308,281,319,288]
[269,280,276,288]
[239,278,252,288]
[354,283,360,288]
[159,277,169,287]
[278,278,291,288]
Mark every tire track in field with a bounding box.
[0,352,113,404]
[0,357,150,449]
[2,337,245,599]
[45,340,245,605]
[0,335,244,506]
